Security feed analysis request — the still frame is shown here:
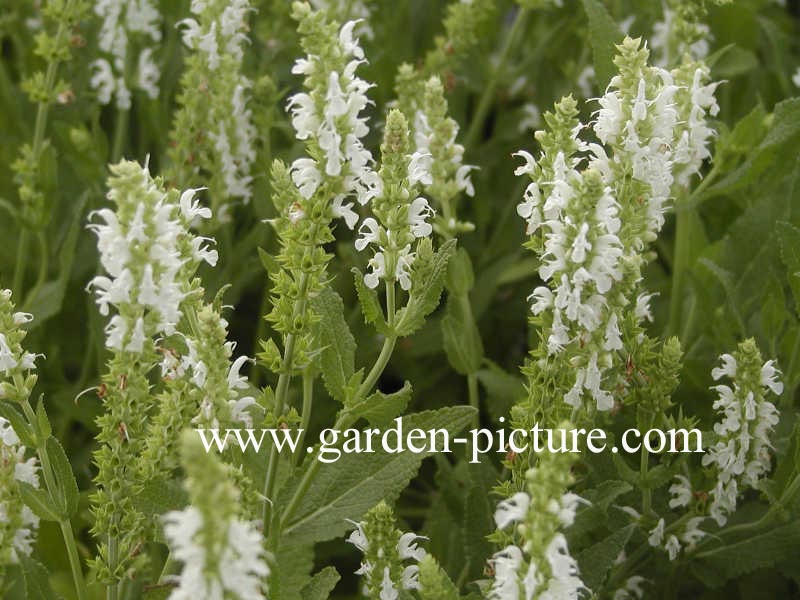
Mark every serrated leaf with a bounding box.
[577,523,635,590]
[134,478,188,516]
[311,288,356,403]
[18,481,60,522]
[349,381,412,428]
[580,0,623,87]
[258,247,279,274]
[441,294,483,375]
[395,239,456,337]
[35,398,51,440]
[20,556,59,600]
[0,401,36,447]
[272,538,315,600]
[299,567,340,600]
[280,406,475,545]
[352,267,390,335]
[45,436,78,518]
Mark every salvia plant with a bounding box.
[0,0,800,599]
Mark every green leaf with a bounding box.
[258,247,279,274]
[352,267,390,335]
[299,567,340,600]
[35,397,51,441]
[445,247,474,296]
[441,294,483,375]
[19,556,59,600]
[26,192,87,326]
[707,99,800,196]
[349,380,413,428]
[134,478,188,516]
[569,480,632,540]
[777,221,800,313]
[463,484,493,581]
[580,0,623,86]
[18,481,60,522]
[693,521,800,588]
[711,45,758,79]
[280,405,475,545]
[310,288,356,403]
[577,524,635,590]
[272,538,315,600]
[0,401,36,447]
[45,437,79,518]
[476,362,525,424]
[395,239,456,337]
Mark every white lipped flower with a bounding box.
[175,0,256,205]
[164,432,270,600]
[793,67,800,88]
[91,0,162,108]
[346,502,426,598]
[668,475,692,509]
[87,161,217,351]
[0,417,41,566]
[702,341,782,526]
[612,576,647,600]
[287,15,380,228]
[162,507,269,600]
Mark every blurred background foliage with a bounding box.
[1,0,800,598]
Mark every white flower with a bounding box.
[665,535,681,561]
[760,360,784,395]
[668,475,692,509]
[488,545,523,600]
[332,196,360,229]
[711,353,737,380]
[680,517,706,551]
[793,67,800,88]
[408,197,434,238]
[648,518,665,547]
[364,251,385,289]
[355,218,381,252]
[163,507,269,600]
[0,417,41,563]
[613,576,647,600]
[494,492,531,530]
[408,151,433,186]
[397,533,427,562]
[137,48,160,99]
[91,59,116,105]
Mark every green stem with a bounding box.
[12,230,29,297]
[280,281,399,532]
[20,401,89,600]
[294,373,314,466]
[667,206,691,338]
[107,536,119,600]
[467,372,480,430]
[111,109,129,163]
[463,7,529,151]
[262,270,311,527]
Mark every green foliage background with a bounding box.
[1,0,800,598]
